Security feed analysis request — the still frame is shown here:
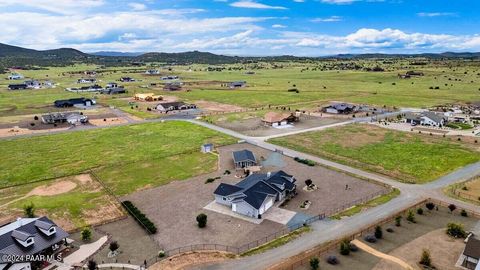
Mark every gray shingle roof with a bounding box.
[464,237,480,259]
[215,171,296,210]
[0,217,69,261]
[233,150,256,164]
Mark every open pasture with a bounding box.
[269,124,480,183]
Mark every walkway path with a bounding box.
[63,236,109,265]
[351,239,415,270]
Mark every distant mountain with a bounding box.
[91,51,144,57]
[1,42,480,71]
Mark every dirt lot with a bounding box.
[124,143,387,251]
[454,177,480,203]
[92,217,160,265]
[196,100,244,113]
[373,229,465,270]
[213,114,346,137]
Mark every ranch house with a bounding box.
[405,111,447,127]
[213,171,297,219]
[462,236,480,270]
[155,102,196,113]
[262,112,298,127]
[323,103,357,114]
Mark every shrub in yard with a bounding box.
[349,243,358,252]
[419,249,432,267]
[461,209,468,217]
[339,239,350,255]
[196,213,208,228]
[305,179,313,186]
[417,208,424,215]
[326,255,339,265]
[374,226,383,239]
[224,170,231,175]
[205,178,215,184]
[87,260,97,270]
[364,235,377,243]
[122,201,157,234]
[109,241,119,252]
[81,228,92,241]
[448,204,457,213]
[310,257,320,270]
[406,210,416,223]
[34,116,38,120]
[446,222,467,238]
[426,202,435,211]
[23,202,35,218]
[386,227,394,233]
[158,250,165,258]
[395,216,402,227]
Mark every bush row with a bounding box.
[122,200,157,234]
[294,157,315,166]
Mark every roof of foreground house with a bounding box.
[0,217,69,261]
[214,171,296,210]
[233,149,256,164]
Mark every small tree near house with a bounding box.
[419,249,432,267]
[374,226,383,239]
[87,260,97,270]
[305,179,313,187]
[395,216,402,227]
[406,210,416,223]
[81,228,92,242]
[339,239,350,255]
[448,204,457,213]
[23,202,35,218]
[196,213,208,228]
[426,202,435,211]
[109,241,119,253]
[310,257,320,270]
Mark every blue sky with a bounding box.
[0,0,479,55]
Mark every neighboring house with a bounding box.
[155,102,196,113]
[134,93,163,102]
[406,71,424,76]
[120,77,135,82]
[8,73,24,80]
[8,84,28,90]
[77,78,96,84]
[24,80,41,89]
[213,171,297,219]
[262,112,298,127]
[145,69,160,75]
[323,103,357,114]
[405,111,447,127]
[43,81,55,88]
[163,82,182,91]
[101,87,127,95]
[461,236,480,270]
[201,143,214,153]
[161,76,179,80]
[66,85,103,93]
[233,149,257,169]
[41,112,88,125]
[106,82,118,88]
[0,217,69,270]
[54,98,95,108]
[228,81,246,89]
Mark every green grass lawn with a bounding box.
[1,63,479,116]
[269,124,480,183]
[0,121,235,188]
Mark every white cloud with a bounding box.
[417,12,456,17]
[128,2,147,11]
[311,16,342,22]
[230,1,287,9]
[0,0,105,14]
[272,24,287,28]
[320,0,357,4]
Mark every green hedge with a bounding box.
[122,201,157,234]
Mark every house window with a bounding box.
[222,197,226,201]
[27,238,32,243]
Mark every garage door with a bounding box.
[263,198,274,213]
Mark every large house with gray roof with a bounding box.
[0,217,69,270]
[213,171,297,218]
[405,111,447,127]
